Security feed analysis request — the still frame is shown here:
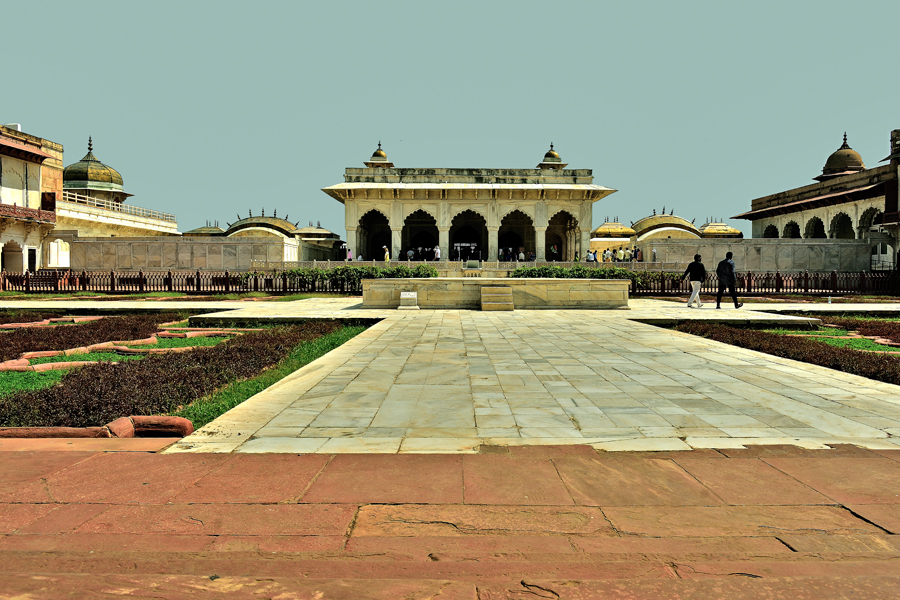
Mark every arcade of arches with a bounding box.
[356,207,583,262]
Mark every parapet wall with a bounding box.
[362,278,630,310]
[640,239,873,272]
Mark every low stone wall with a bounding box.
[362,278,630,309]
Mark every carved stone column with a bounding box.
[390,228,402,261]
[437,227,449,262]
[535,227,547,261]
[487,227,499,261]
[345,227,357,260]
[579,229,591,260]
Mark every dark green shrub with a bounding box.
[673,322,900,386]
[0,321,343,428]
[510,265,650,285]
[0,313,183,362]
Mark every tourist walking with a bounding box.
[407,248,415,260]
[383,246,390,262]
[682,254,706,308]
[715,251,743,309]
[434,246,440,261]
[347,248,353,261]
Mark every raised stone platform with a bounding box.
[362,277,630,309]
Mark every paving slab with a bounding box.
[131,298,900,454]
[674,457,833,505]
[602,505,883,537]
[301,454,463,504]
[763,457,900,504]
[553,456,724,506]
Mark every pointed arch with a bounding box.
[546,210,579,261]
[401,209,439,260]
[829,212,854,239]
[805,216,826,239]
[763,224,779,238]
[450,209,487,262]
[498,209,534,260]
[782,221,801,239]
[357,209,391,261]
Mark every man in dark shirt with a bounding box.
[716,251,743,309]
[682,254,706,308]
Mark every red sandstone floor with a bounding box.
[1,440,900,599]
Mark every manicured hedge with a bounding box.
[509,265,650,285]
[280,264,439,289]
[673,322,900,386]
[0,321,343,428]
[0,312,64,326]
[0,313,183,363]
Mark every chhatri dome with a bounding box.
[814,132,866,181]
[63,137,130,202]
[536,143,567,170]
[364,141,394,168]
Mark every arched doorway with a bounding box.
[450,210,487,262]
[782,222,801,239]
[401,210,438,260]
[763,225,778,238]
[546,211,579,261]
[358,210,391,261]
[859,207,884,233]
[498,210,534,261]
[830,213,855,239]
[1,241,24,272]
[805,217,826,239]
[871,243,894,271]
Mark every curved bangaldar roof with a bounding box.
[591,219,636,238]
[225,215,300,237]
[698,221,743,238]
[632,212,700,238]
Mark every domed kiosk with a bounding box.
[62,137,131,204]
[814,133,866,182]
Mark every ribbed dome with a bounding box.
[819,133,865,179]
[699,222,743,238]
[183,225,225,237]
[62,138,124,191]
[591,220,636,238]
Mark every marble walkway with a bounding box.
[136,298,900,454]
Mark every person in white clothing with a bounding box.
[434,246,441,260]
[383,246,390,262]
[682,254,707,308]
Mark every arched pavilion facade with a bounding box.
[322,144,616,262]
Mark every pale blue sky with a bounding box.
[4,0,898,237]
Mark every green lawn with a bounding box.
[810,337,900,353]
[28,352,144,366]
[0,371,68,398]
[762,328,851,336]
[124,335,232,349]
[173,325,366,429]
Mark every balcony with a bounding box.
[0,202,56,224]
[60,191,176,223]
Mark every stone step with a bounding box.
[482,301,515,311]
[481,286,513,311]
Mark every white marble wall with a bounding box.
[70,237,293,271]
[641,239,873,272]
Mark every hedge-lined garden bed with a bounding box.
[0,320,356,429]
[510,265,650,285]
[673,321,900,386]
[0,313,183,362]
[814,316,900,344]
[0,311,65,326]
